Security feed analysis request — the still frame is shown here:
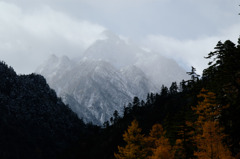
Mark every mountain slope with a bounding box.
[37,57,156,125]
[120,65,157,99]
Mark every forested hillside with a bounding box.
[0,62,87,159]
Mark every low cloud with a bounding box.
[0,2,105,74]
[143,24,240,74]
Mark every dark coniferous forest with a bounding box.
[0,37,240,158]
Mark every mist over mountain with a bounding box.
[83,30,189,87]
[36,31,189,125]
[83,30,141,68]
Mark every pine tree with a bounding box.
[174,121,194,159]
[187,66,200,83]
[113,110,120,124]
[179,80,187,92]
[160,85,169,97]
[132,97,140,110]
[169,82,178,95]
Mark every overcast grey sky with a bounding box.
[0,0,239,74]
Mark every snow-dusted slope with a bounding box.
[37,57,156,125]
[120,65,157,99]
[36,30,189,125]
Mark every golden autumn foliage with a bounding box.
[115,121,174,159]
[114,120,147,159]
[145,124,166,152]
[147,124,174,159]
[192,88,227,124]
[194,121,233,159]
[173,139,189,159]
[115,89,236,159]
[190,88,234,159]
[173,139,186,159]
[149,146,174,159]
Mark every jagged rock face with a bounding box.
[120,65,157,99]
[37,57,156,125]
[36,31,188,125]
[61,59,133,125]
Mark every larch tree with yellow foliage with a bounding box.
[147,124,175,159]
[114,120,147,159]
[194,120,233,159]
[192,88,227,125]
[115,121,174,159]
[190,88,234,159]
